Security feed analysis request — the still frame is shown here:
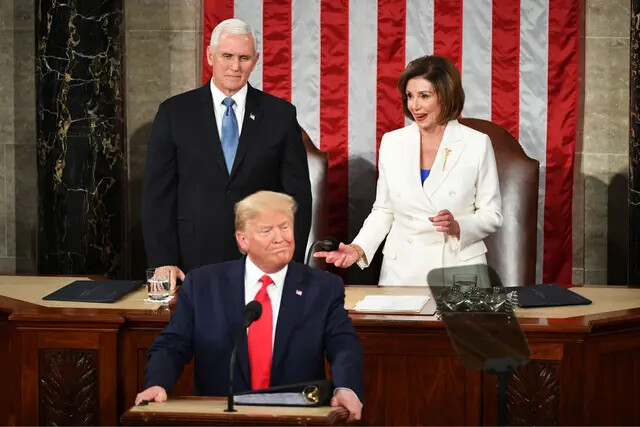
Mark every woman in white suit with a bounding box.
[315,55,502,286]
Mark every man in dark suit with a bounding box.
[136,191,364,420]
[141,18,312,288]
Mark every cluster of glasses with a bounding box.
[437,285,518,313]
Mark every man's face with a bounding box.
[207,31,258,96]
[235,210,295,273]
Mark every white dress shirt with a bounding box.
[210,80,247,138]
[244,256,288,348]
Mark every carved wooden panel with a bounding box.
[506,361,559,426]
[39,349,99,426]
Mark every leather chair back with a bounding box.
[301,129,329,267]
[459,118,539,286]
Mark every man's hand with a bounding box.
[135,385,167,405]
[156,265,185,293]
[314,242,361,268]
[429,209,460,238]
[331,388,362,421]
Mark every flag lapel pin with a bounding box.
[249,113,255,120]
[296,289,303,296]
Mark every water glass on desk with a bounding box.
[146,267,171,301]
[453,273,477,293]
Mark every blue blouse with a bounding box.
[420,169,431,184]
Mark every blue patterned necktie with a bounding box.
[221,97,239,173]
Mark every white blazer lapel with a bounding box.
[424,120,467,198]
[404,124,438,211]
[407,124,423,193]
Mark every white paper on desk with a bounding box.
[353,295,430,313]
[235,392,309,406]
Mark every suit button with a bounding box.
[226,190,232,197]
[449,191,455,197]
[407,238,413,244]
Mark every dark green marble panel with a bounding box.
[36,0,125,277]
[631,0,640,284]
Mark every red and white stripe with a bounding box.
[203,0,580,285]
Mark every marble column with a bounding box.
[631,0,640,284]
[36,0,125,277]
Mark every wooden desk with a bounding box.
[1,276,640,425]
[120,397,339,425]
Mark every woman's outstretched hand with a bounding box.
[313,242,362,268]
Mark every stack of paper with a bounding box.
[235,392,309,406]
[353,295,430,313]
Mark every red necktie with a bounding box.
[248,275,273,390]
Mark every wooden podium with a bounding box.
[3,276,640,425]
[120,397,344,425]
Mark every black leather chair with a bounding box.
[459,118,539,286]
[302,120,538,285]
[301,128,329,267]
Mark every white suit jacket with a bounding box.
[352,120,503,286]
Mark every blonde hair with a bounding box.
[235,191,297,231]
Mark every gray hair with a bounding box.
[209,18,259,54]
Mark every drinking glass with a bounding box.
[146,267,171,301]
[453,273,477,292]
[488,286,507,312]
[443,284,464,311]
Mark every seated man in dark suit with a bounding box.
[135,191,364,420]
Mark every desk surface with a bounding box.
[121,397,339,426]
[0,275,164,310]
[1,275,640,327]
[127,397,333,416]
[3,276,639,426]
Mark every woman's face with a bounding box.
[405,77,443,132]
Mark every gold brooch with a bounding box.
[442,148,452,171]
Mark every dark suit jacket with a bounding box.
[141,83,312,272]
[144,259,364,401]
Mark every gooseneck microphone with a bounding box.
[305,236,340,266]
[226,300,262,412]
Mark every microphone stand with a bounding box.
[305,237,339,266]
[485,357,518,426]
[305,241,320,266]
[226,301,261,413]
[226,327,246,412]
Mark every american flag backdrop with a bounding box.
[202,0,580,285]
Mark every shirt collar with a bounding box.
[210,80,248,112]
[244,255,288,289]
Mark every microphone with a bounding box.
[305,236,340,266]
[226,301,262,412]
[243,300,262,327]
